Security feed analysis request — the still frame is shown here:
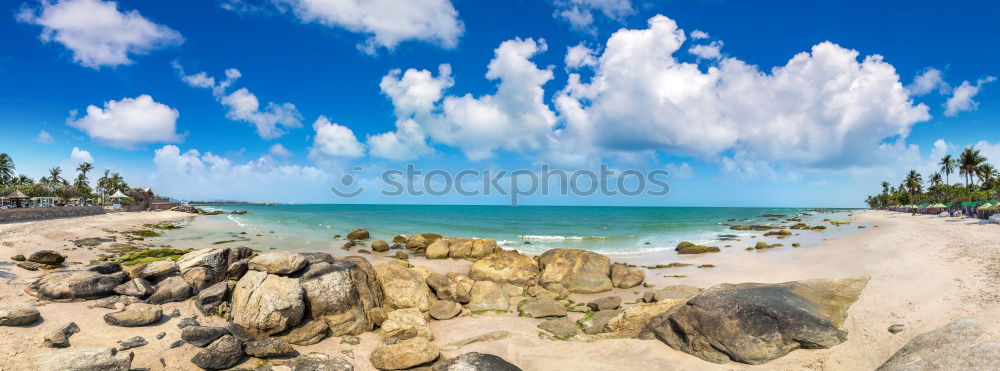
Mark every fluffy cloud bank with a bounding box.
[230,0,463,53]
[309,116,365,161]
[555,15,931,170]
[371,38,557,161]
[151,144,332,202]
[66,94,183,149]
[17,0,182,68]
[174,64,302,139]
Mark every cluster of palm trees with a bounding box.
[0,152,131,202]
[866,147,999,208]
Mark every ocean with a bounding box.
[187,204,856,255]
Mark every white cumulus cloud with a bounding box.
[257,0,463,53]
[66,94,183,149]
[17,0,182,68]
[174,64,302,139]
[371,38,557,161]
[689,40,723,60]
[565,43,598,69]
[944,76,996,117]
[907,68,950,96]
[70,147,93,163]
[309,116,365,160]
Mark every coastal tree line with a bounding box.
[0,152,132,203]
[865,147,1000,208]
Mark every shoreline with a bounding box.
[0,209,997,370]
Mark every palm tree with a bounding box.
[930,172,942,187]
[939,154,955,185]
[979,163,998,189]
[74,173,89,192]
[77,162,93,178]
[0,153,14,186]
[48,167,63,185]
[905,170,922,203]
[959,148,985,190]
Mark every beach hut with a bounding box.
[5,190,28,208]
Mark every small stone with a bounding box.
[0,303,41,326]
[244,338,295,358]
[11,254,25,261]
[169,309,181,318]
[28,250,66,265]
[369,337,440,370]
[538,318,580,339]
[117,336,148,350]
[181,326,230,347]
[42,322,80,348]
[156,332,166,340]
[429,300,462,320]
[394,251,408,260]
[169,340,185,349]
[103,303,162,327]
[587,296,622,311]
[177,316,200,329]
[888,324,905,334]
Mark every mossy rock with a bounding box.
[118,248,192,266]
[676,245,720,254]
[676,241,695,249]
[697,264,716,269]
[130,230,161,238]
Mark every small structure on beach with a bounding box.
[4,190,29,208]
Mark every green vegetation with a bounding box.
[130,229,161,238]
[866,148,999,208]
[146,222,183,230]
[117,248,192,266]
[0,152,136,204]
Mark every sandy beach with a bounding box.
[1,209,998,370]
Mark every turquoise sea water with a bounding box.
[200,204,855,255]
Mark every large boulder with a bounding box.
[0,303,41,326]
[300,257,382,336]
[28,269,129,300]
[176,247,251,292]
[33,347,132,371]
[651,277,868,364]
[426,238,499,260]
[610,264,644,289]
[191,335,244,370]
[878,306,1000,371]
[467,281,509,313]
[374,262,433,312]
[249,251,308,275]
[426,272,474,304]
[379,307,434,342]
[372,240,390,252]
[469,250,539,287]
[147,276,193,304]
[231,270,305,338]
[537,248,613,294]
[433,352,522,371]
[103,303,162,327]
[370,337,440,370]
[28,250,66,265]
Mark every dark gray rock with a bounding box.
[586,296,621,311]
[28,270,129,300]
[32,347,132,371]
[117,336,148,350]
[517,298,567,318]
[433,352,522,371]
[177,316,200,329]
[148,276,193,304]
[113,278,154,297]
[181,326,230,347]
[195,281,228,316]
[28,250,66,265]
[191,335,244,370]
[649,277,868,365]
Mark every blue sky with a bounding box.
[1,0,998,207]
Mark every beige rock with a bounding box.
[374,263,433,312]
[538,248,613,294]
[469,250,539,286]
[610,263,645,289]
[467,281,509,313]
[369,337,440,370]
[231,270,305,338]
[249,251,307,275]
[378,308,434,342]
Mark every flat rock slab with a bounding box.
[879,306,1000,371]
[104,303,162,327]
[651,276,868,365]
[0,303,41,326]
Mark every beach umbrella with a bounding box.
[977,203,993,210]
[5,190,28,199]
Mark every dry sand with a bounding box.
[1,209,998,370]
